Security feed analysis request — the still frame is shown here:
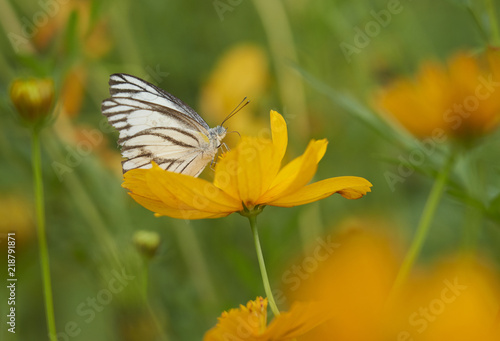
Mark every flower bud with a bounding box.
[133,230,160,259]
[10,78,55,124]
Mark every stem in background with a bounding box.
[460,152,484,255]
[32,129,57,340]
[485,0,500,46]
[462,205,482,254]
[173,221,217,306]
[251,0,310,139]
[392,152,455,293]
[248,215,280,317]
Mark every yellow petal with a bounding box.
[214,147,240,200]
[204,297,267,341]
[129,193,228,219]
[122,168,157,198]
[258,139,327,204]
[214,111,289,207]
[261,301,329,340]
[268,110,288,179]
[258,111,288,200]
[268,176,372,207]
[147,164,241,214]
[236,137,275,207]
[124,167,195,217]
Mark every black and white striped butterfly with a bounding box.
[102,73,234,177]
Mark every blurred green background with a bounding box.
[1,0,500,340]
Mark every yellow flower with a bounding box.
[200,43,269,121]
[60,64,87,118]
[122,111,372,219]
[10,78,55,124]
[376,49,500,140]
[385,257,500,341]
[204,297,328,340]
[288,228,398,340]
[199,43,270,146]
[284,226,500,341]
[34,0,112,58]
[0,194,35,248]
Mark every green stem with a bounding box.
[460,152,484,254]
[485,0,500,46]
[392,152,455,292]
[251,0,310,139]
[461,205,482,253]
[248,215,280,317]
[173,221,217,306]
[32,129,57,340]
[141,259,168,341]
[466,5,490,45]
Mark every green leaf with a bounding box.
[293,65,419,151]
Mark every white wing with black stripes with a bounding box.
[101,73,227,177]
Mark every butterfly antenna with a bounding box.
[221,97,250,126]
[227,130,241,138]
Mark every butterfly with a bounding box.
[102,73,241,177]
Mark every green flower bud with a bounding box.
[133,230,160,259]
[10,78,55,124]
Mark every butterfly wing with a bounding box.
[102,73,216,176]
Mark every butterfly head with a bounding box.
[209,125,227,148]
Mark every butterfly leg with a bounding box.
[210,143,230,171]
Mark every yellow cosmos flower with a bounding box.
[284,227,500,341]
[199,43,270,146]
[376,49,500,140]
[204,297,328,341]
[385,257,500,341]
[200,43,269,121]
[288,228,398,340]
[34,0,112,58]
[122,111,372,220]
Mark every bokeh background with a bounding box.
[1,0,500,340]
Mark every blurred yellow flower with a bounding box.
[289,228,398,340]
[385,257,500,341]
[204,297,328,341]
[283,227,500,341]
[34,0,112,58]
[122,111,372,219]
[376,49,500,140]
[0,194,35,248]
[199,43,269,146]
[60,64,87,118]
[10,77,55,124]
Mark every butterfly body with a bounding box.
[102,73,226,177]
